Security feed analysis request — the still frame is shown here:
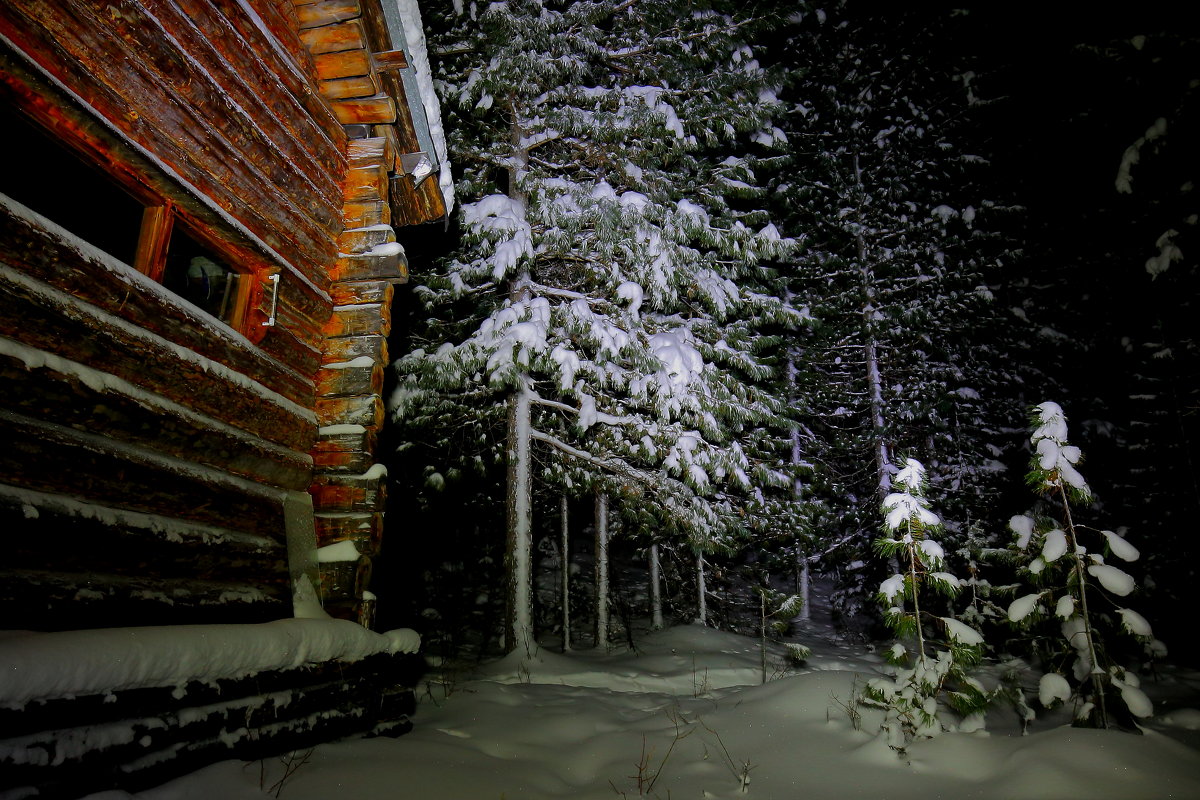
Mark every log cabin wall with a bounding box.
[294,0,447,626]
[0,0,352,629]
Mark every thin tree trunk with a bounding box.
[854,154,899,577]
[649,543,664,630]
[696,549,708,626]
[561,494,571,653]
[796,543,811,623]
[504,381,534,656]
[595,491,610,650]
[503,100,535,657]
[788,404,812,622]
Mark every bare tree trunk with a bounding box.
[854,154,899,577]
[796,541,811,623]
[788,407,812,622]
[594,491,610,650]
[561,494,571,653]
[502,100,536,657]
[504,381,534,656]
[649,543,664,630]
[696,549,708,626]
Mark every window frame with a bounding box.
[0,78,276,343]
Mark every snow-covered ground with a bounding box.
[93,620,1200,800]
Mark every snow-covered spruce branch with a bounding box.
[529,394,641,428]
[529,428,673,491]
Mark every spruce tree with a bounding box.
[1005,402,1159,729]
[393,0,805,654]
[862,458,989,749]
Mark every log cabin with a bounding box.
[0,0,450,794]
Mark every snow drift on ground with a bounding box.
[92,623,1200,800]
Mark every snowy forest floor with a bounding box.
[94,596,1200,800]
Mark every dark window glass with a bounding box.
[0,102,143,266]
[161,227,242,324]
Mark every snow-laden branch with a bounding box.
[530,427,651,480]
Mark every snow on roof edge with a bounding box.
[392,0,455,215]
[0,619,420,708]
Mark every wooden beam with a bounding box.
[329,278,393,306]
[298,19,367,55]
[346,136,388,169]
[329,95,398,126]
[342,199,390,228]
[323,333,387,365]
[312,48,372,80]
[315,511,383,556]
[371,49,408,72]
[318,73,378,101]
[132,204,174,281]
[330,249,407,283]
[337,225,395,254]
[0,349,313,490]
[343,163,389,202]
[315,393,383,429]
[296,0,362,30]
[0,408,292,538]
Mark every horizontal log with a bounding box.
[324,302,390,338]
[336,302,387,339]
[312,48,372,81]
[31,1,341,261]
[0,651,419,797]
[297,0,362,30]
[317,361,383,397]
[338,224,396,254]
[344,163,390,202]
[0,257,317,452]
[0,345,313,491]
[0,407,291,539]
[342,199,391,228]
[312,422,375,464]
[318,554,371,601]
[235,0,329,113]
[330,95,398,126]
[0,567,291,633]
[312,444,373,473]
[330,278,393,306]
[0,649,420,739]
[315,511,383,555]
[371,49,408,72]
[257,322,323,380]
[299,19,367,55]
[152,0,346,213]
[315,394,384,429]
[324,333,388,365]
[330,248,408,282]
[318,73,379,101]
[309,469,386,512]
[347,136,388,169]
[0,483,285,572]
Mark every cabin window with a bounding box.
[0,102,143,266]
[1,100,257,335]
[161,227,249,329]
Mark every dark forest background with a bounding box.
[373,1,1197,664]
